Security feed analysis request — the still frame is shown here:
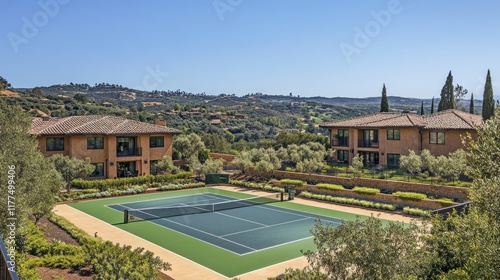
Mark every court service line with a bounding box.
[220,217,311,237]
[134,209,258,251]
[214,211,268,227]
[254,204,342,226]
[104,193,218,207]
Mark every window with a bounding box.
[430,132,445,144]
[90,163,104,177]
[336,129,349,146]
[150,136,164,148]
[87,137,104,149]
[337,150,349,163]
[46,138,64,151]
[387,154,400,168]
[387,129,400,140]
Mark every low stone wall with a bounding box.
[272,170,469,200]
[210,153,236,162]
[299,185,445,210]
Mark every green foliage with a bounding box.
[271,267,326,279]
[280,179,305,187]
[71,172,192,191]
[173,133,206,160]
[469,93,474,114]
[482,69,495,120]
[230,180,285,193]
[380,83,389,112]
[233,147,281,176]
[47,214,94,244]
[17,254,42,280]
[303,216,432,279]
[48,154,95,191]
[315,183,344,191]
[84,240,171,280]
[434,198,455,206]
[298,191,396,211]
[393,191,428,201]
[0,75,12,89]
[403,207,431,217]
[191,158,224,177]
[399,150,422,176]
[151,156,179,175]
[431,97,435,114]
[438,71,456,111]
[155,182,205,191]
[352,186,380,195]
[349,153,364,177]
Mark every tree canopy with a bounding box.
[438,71,456,111]
[482,69,495,120]
[380,83,389,112]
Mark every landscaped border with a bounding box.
[67,187,379,277]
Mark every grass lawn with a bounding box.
[69,187,384,277]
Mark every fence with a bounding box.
[0,237,19,280]
[432,201,472,218]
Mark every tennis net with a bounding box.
[123,192,283,223]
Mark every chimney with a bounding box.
[153,119,167,126]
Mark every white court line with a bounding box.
[134,208,258,251]
[105,192,219,207]
[253,204,342,226]
[214,211,268,227]
[220,217,311,237]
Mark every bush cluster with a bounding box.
[156,182,205,191]
[298,191,396,211]
[352,186,380,195]
[71,171,192,191]
[230,180,285,193]
[280,179,305,187]
[393,191,428,201]
[315,183,344,191]
[434,198,455,206]
[403,206,431,217]
[76,186,147,199]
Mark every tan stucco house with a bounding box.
[30,115,181,179]
[320,110,483,167]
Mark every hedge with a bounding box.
[434,198,455,206]
[403,207,431,217]
[393,191,428,201]
[71,171,192,191]
[156,182,205,191]
[230,180,285,193]
[280,179,305,187]
[298,191,396,211]
[352,186,380,195]
[315,183,344,191]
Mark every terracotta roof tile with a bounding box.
[320,110,482,130]
[30,115,182,136]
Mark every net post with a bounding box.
[124,209,129,224]
[280,192,284,201]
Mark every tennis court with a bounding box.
[107,192,341,255]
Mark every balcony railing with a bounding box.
[117,147,142,157]
[331,139,349,147]
[358,139,379,148]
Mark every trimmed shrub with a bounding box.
[48,214,95,245]
[280,179,305,187]
[403,207,431,217]
[352,186,380,195]
[298,191,396,211]
[156,182,205,191]
[315,183,344,191]
[434,198,455,206]
[230,180,285,193]
[393,191,427,201]
[71,172,192,191]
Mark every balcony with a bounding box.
[331,138,349,147]
[117,147,142,157]
[358,139,379,148]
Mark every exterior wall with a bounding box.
[35,133,175,179]
[378,127,420,165]
[422,129,476,156]
[210,153,236,162]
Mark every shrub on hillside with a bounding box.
[352,186,380,195]
[298,191,395,211]
[393,191,427,201]
[230,180,285,193]
[280,179,305,187]
[315,183,344,191]
[403,207,431,217]
[71,172,192,191]
[434,198,455,206]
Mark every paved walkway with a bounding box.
[54,186,416,280]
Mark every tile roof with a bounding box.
[320,110,482,130]
[30,115,182,136]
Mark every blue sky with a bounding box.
[1,0,499,99]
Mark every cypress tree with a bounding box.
[431,97,435,114]
[420,101,425,115]
[380,83,389,112]
[482,69,495,120]
[438,71,456,111]
[470,93,475,114]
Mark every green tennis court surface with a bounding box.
[108,193,341,255]
[69,188,380,277]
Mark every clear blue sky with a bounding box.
[1,0,499,99]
